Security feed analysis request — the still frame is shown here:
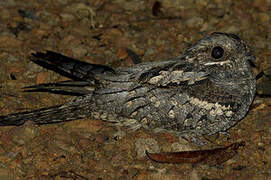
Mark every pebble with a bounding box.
[186,16,204,28]
[71,45,88,57]
[74,120,103,133]
[135,138,160,159]
[0,33,22,48]
[78,138,91,149]
[54,133,75,152]
[11,125,39,145]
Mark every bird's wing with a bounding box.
[134,60,209,87]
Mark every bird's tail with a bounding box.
[0,95,93,126]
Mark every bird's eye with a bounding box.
[211,46,224,59]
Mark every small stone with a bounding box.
[186,16,204,28]
[78,138,90,149]
[11,125,39,145]
[54,135,75,152]
[72,45,88,58]
[0,32,22,48]
[95,134,107,144]
[135,138,160,159]
[75,120,103,133]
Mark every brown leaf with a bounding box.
[146,141,245,166]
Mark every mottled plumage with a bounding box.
[0,32,256,138]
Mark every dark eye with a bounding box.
[211,46,224,59]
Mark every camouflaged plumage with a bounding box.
[0,32,256,138]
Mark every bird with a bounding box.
[0,32,256,141]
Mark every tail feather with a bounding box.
[23,80,94,96]
[31,51,115,81]
[0,95,93,126]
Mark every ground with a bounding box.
[0,0,271,179]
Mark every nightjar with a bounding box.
[0,32,256,138]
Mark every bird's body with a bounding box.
[0,32,256,138]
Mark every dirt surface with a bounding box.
[0,0,271,179]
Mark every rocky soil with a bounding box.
[0,0,271,179]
